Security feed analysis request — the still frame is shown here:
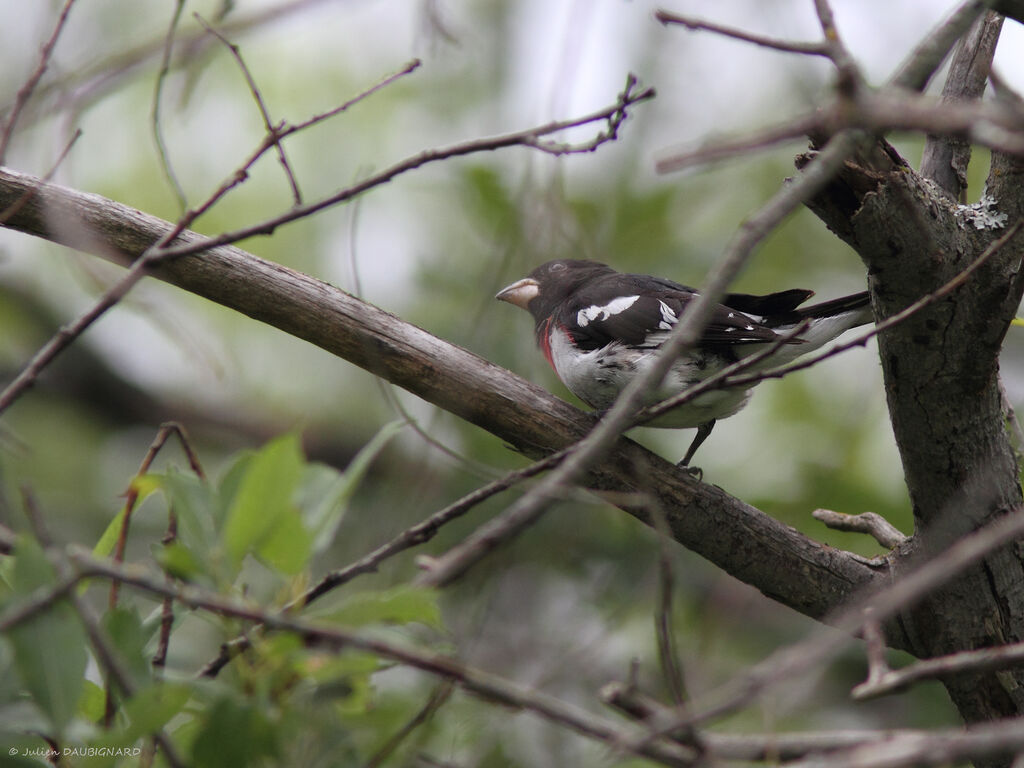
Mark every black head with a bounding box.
[495,259,616,322]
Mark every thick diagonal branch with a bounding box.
[0,166,896,644]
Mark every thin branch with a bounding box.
[893,0,990,91]
[654,10,830,57]
[656,112,820,174]
[813,509,908,549]
[645,495,694,717]
[919,10,1004,199]
[604,682,1024,764]
[658,86,1024,175]
[784,717,1024,768]
[854,640,1024,701]
[136,74,655,264]
[0,568,81,631]
[362,683,454,768]
[194,12,303,204]
[858,610,891,693]
[812,0,862,88]
[0,0,77,163]
[110,422,205,608]
[656,550,689,709]
[150,0,189,212]
[635,321,810,426]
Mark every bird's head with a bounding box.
[495,259,615,322]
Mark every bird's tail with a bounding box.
[795,291,872,322]
[748,291,873,366]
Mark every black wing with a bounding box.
[557,272,793,352]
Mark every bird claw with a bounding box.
[677,462,703,481]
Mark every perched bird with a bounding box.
[496,259,873,468]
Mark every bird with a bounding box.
[495,259,873,469]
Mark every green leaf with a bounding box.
[93,507,127,560]
[103,606,153,688]
[255,506,312,575]
[78,679,106,723]
[6,538,87,736]
[301,421,404,555]
[121,682,191,740]
[223,434,304,569]
[155,540,205,582]
[159,470,219,558]
[93,474,164,559]
[191,697,278,768]
[316,585,442,630]
[9,536,55,593]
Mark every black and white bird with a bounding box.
[496,259,873,467]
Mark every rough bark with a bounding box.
[803,122,1024,757]
[0,166,895,639]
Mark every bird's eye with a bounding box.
[549,262,567,273]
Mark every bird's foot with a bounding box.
[677,461,703,481]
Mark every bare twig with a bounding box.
[362,683,454,768]
[813,509,908,549]
[645,494,693,717]
[919,10,1004,199]
[654,10,830,57]
[784,717,1024,768]
[655,114,821,174]
[635,321,810,426]
[109,422,205,608]
[859,610,891,691]
[812,0,862,88]
[194,12,302,204]
[0,0,77,163]
[151,0,189,212]
[656,547,689,709]
[133,74,655,265]
[893,0,990,91]
[604,681,1024,764]
[853,640,1024,701]
[658,87,1024,174]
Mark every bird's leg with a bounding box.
[678,420,715,476]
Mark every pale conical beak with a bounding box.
[495,277,539,310]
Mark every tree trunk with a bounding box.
[804,135,1024,761]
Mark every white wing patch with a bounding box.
[576,295,639,327]
[657,300,677,330]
